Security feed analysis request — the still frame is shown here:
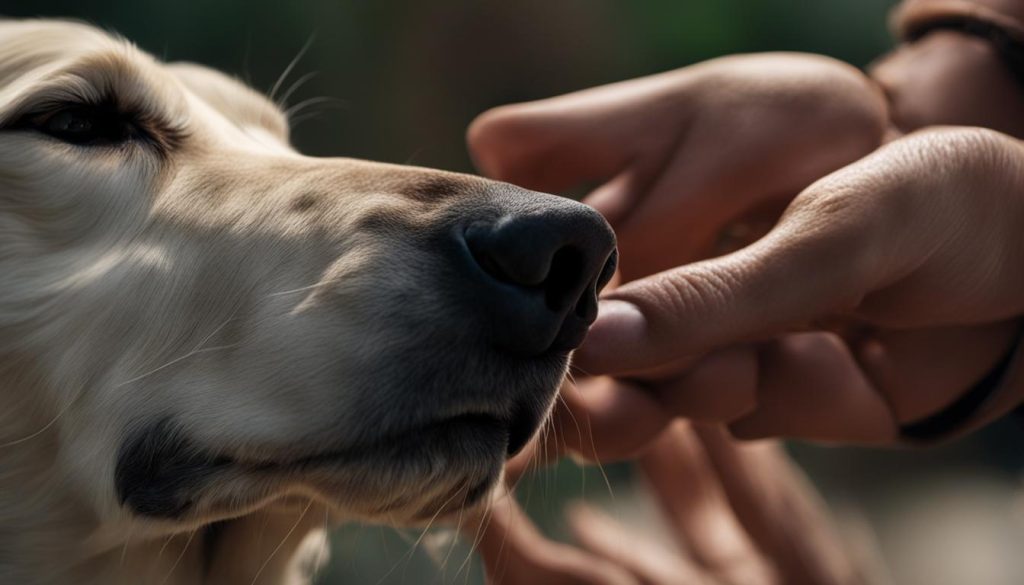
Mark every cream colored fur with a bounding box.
[0,19,570,585]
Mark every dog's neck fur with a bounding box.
[0,369,327,585]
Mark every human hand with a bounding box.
[469,52,888,281]
[471,54,1024,444]
[572,127,1024,444]
[472,423,872,585]
[875,0,1024,137]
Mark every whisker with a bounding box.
[287,105,349,131]
[258,509,272,558]
[269,34,316,104]
[278,71,319,108]
[249,499,313,585]
[265,282,326,298]
[113,344,240,389]
[310,505,330,582]
[564,381,616,502]
[556,389,592,500]
[437,498,468,574]
[491,488,518,585]
[461,498,499,585]
[157,530,196,585]
[374,485,463,585]
[454,495,495,583]
[0,382,85,449]
[286,97,349,121]
[119,520,134,568]
[155,534,174,561]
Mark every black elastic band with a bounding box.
[900,327,1021,442]
[907,16,1024,88]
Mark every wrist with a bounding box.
[901,318,1024,442]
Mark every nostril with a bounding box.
[572,250,617,322]
[543,247,585,312]
[597,249,618,290]
[469,243,511,284]
[465,220,553,287]
[574,284,598,321]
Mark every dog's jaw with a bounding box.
[0,401,329,585]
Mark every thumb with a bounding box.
[574,192,886,375]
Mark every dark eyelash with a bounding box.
[9,98,184,154]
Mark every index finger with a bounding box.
[467,70,693,193]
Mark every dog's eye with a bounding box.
[34,105,139,146]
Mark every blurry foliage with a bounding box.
[8,1,1024,583]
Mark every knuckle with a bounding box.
[786,180,864,226]
[652,268,734,320]
[778,190,876,289]
[928,126,1008,156]
[904,127,1016,180]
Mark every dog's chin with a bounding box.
[361,465,501,526]
[289,414,512,524]
[248,379,557,524]
[235,382,557,524]
[117,409,530,527]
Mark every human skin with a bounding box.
[469,37,1024,450]
[469,423,868,585]
[461,17,1024,584]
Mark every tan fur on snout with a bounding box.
[0,19,590,585]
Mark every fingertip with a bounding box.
[565,501,600,532]
[575,299,648,374]
[564,503,623,554]
[466,105,517,179]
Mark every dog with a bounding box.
[0,19,616,585]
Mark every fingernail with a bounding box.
[576,300,646,370]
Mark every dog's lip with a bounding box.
[231,413,510,471]
[231,404,549,470]
[505,401,548,457]
[408,475,495,522]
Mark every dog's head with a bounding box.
[0,20,615,530]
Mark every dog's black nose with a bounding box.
[464,199,617,355]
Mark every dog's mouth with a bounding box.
[116,401,550,521]
[272,406,541,470]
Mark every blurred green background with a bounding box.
[6,1,1024,583]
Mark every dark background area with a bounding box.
[5,1,1024,583]
[5,0,894,170]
